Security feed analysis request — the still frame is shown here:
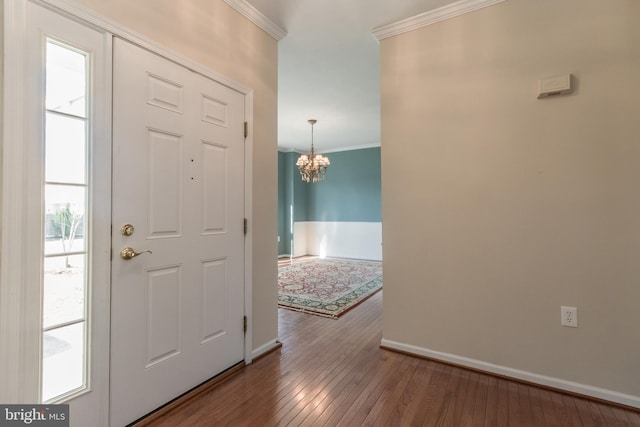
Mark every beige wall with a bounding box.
[381,0,640,397]
[0,3,3,241]
[69,0,279,351]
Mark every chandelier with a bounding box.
[296,119,330,183]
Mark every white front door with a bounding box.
[110,39,246,426]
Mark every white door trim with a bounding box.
[1,0,36,403]
[1,0,255,410]
[243,94,254,364]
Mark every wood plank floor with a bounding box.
[145,291,640,426]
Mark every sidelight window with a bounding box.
[41,39,90,402]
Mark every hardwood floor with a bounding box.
[144,291,640,426]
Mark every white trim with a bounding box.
[0,0,35,403]
[323,143,380,154]
[224,0,287,41]
[372,0,508,41]
[84,25,113,427]
[252,339,280,360]
[277,147,298,154]
[278,143,380,155]
[380,338,640,409]
[244,93,254,365]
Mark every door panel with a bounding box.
[111,38,245,426]
[148,130,183,237]
[202,259,228,342]
[146,266,182,366]
[202,142,228,232]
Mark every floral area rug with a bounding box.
[278,258,382,318]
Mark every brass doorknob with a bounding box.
[120,247,153,260]
[121,224,135,236]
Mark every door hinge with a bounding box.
[244,218,248,235]
[244,121,248,138]
[243,315,248,333]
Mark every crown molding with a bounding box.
[372,0,508,41]
[278,143,380,155]
[322,143,380,154]
[224,0,287,41]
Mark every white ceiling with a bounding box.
[244,0,460,153]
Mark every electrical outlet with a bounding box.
[561,306,578,327]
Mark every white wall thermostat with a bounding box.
[537,74,573,99]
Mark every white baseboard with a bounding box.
[380,338,640,409]
[251,339,281,361]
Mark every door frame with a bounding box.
[1,0,254,419]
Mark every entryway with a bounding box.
[3,3,251,425]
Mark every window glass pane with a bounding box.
[42,322,85,402]
[43,254,86,329]
[45,112,86,184]
[44,185,85,255]
[46,41,86,118]
[42,39,90,404]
